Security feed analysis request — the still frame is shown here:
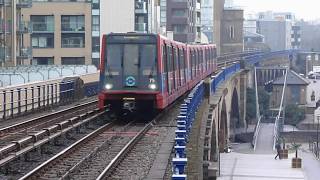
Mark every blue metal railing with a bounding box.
[172,62,241,180]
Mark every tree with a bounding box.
[246,87,271,123]
[246,88,256,122]
[285,104,305,126]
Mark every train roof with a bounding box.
[103,33,216,47]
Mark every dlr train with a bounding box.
[98,33,217,115]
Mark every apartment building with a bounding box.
[102,0,159,35]
[0,0,33,67]
[201,0,214,43]
[166,0,201,43]
[22,0,100,67]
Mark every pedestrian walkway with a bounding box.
[301,145,320,180]
[255,123,275,154]
[218,150,305,180]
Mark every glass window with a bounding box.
[32,34,54,48]
[141,45,157,76]
[123,44,139,76]
[106,45,121,76]
[32,57,54,65]
[31,15,54,32]
[61,33,85,48]
[61,15,85,32]
[61,57,85,65]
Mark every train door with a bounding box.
[180,48,186,85]
[172,47,178,89]
[162,44,169,94]
[175,48,182,87]
[167,45,174,94]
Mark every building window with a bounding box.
[173,24,187,33]
[61,15,85,32]
[32,34,54,48]
[92,58,100,68]
[61,57,85,65]
[61,33,85,48]
[92,37,100,52]
[92,15,100,31]
[229,26,235,39]
[172,9,186,17]
[31,15,54,32]
[32,57,54,65]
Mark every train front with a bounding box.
[99,33,160,116]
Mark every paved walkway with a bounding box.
[255,123,275,154]
[218,151,305,180]
[218,123,307,180]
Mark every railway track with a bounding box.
[0,100,103,166]
[20,121,149,180]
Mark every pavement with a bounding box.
[217,123,320,180]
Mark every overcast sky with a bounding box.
[233,0,320,20]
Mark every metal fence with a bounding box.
[0,81,75,120]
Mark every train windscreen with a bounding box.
[104,34,158,91]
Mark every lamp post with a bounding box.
[317,115,320,158]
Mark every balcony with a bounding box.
[0,47,11,62]
[0,19,11,33]
[17,47,32,59]
[135,1,147,14]
[135,23,147,33]
[32,22,54,32]
[61,22,85,33]
[17,0,32,8]
[17,21,32,34]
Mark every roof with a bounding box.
[273,70,309,85]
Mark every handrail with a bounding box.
[273,68,288,149]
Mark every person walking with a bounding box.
[275,143,281,160]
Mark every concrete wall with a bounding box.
[101,0,134,35]
[22,2,92,65]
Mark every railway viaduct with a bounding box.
[191,50,298,179]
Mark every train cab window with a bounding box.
[106,44,121,76]
[123,44,139,76]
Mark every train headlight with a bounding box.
[105,83,113,90]
[148,83,157,90]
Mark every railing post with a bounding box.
[42,85,46,108]
[10,89,14,118]
[37,86,41,109]
[55,83,58,105]
[17,88,21,115]
[2,90,6,119]
[51,84,54,106]
[31,87,34,111]
[25,88,28,113]
[47,84,50,107]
